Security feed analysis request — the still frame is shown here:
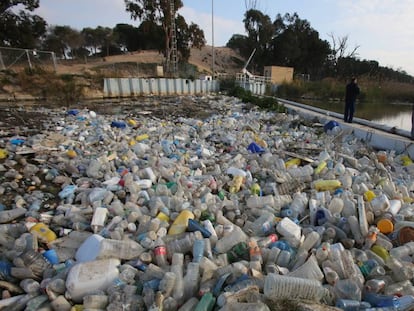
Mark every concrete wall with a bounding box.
[103,78,220,97]
[264,66,294,84]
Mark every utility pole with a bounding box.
[211,0,215,79]
[170,0,178,77]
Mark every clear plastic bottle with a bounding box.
[183,262,200,302]
[170,253,184,304]
[166,232,200,260]
[389,241,414,258]
[97,238,145,260]
[192,238,205,263]
[153,238,168,268]
[214,225,248,254]
[159,272,176,298]
[264,274,327,301]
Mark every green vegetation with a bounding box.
[227,85,287,113]
[275,78,414,104]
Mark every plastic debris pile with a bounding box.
[0,95,414,311]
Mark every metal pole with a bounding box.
[26,50,33,71]
[211,0,215,80]
[0,51,5,70]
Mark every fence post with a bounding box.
[51,52,57,72]
[0,51,5,70]
[25,50,33,71]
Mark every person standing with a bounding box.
[411,104,414,139]
[344,77,360,123]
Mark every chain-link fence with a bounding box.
[0,47,57,72]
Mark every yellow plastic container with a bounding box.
[313,179,342,192]
[229,175,244,193]
[254,135,268,148]
[364,190,376,202]
[0,148,8,160]
[136,134,149,142]
[371,245,390,261]
[67,149,77,158]
[401,155,413,166]
[285,158,301,169]
[314,161,327,175]
[156,212,170,223]
[29,223,57,243]
[127,119,137,127]
[168,210,194,235]
[251,183,261,196]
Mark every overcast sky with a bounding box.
[35,0,414,75]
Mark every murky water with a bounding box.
[300,99,413,132]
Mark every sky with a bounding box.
[34,0,414,76]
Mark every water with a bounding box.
[301,99,413,132]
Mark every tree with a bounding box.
[0,0,46,48]
[271,13,330,78]
[113,23,141,52]
[42,26,82,59]
[125,0,205,68]
[243,9,274,72]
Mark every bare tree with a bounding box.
[244,0,258,11]
[328,33,360,60]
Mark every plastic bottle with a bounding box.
[97,238,145,260]
[183,262,200,302]
[194,292,215,311]
[166,232,200,260]
[389,241,414,258]
[335,299,371,310]
[229,175,244,193]
[66,258,120,303]
[246,195,275,209]
[264,274,327,302]
[276,217,302,247]
[298,230,320,253]
[168,210,194,235]
[214,225,248,254]
[357,195,369,236]
[226,242,249,263]
[0,207,27,223]
[188,219,212,238]
[313,179,342,191]
[91,207,109,234]
[164,254,183,305]
[153,238,168,268]
[193,238,205,263]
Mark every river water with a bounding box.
[300,99,413,132]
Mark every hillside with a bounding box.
[55,46,245,77]
[0,46,246,102]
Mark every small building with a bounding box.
[263,66,294,84]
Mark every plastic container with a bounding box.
[264,274,327,302]
[65,258,120,303]
[0,208,27,223]
[214,225,248,254]
[276,217,302,246]
[91,207,108,234]
[313,179,342,191]
[168,210,195,235]
[29,223,57,243]
[194,292,215,311]
[97,238,145,260]
[75,234,105,262]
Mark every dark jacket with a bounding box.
[345,81,360,103]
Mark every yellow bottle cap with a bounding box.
[377,218,394,234]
